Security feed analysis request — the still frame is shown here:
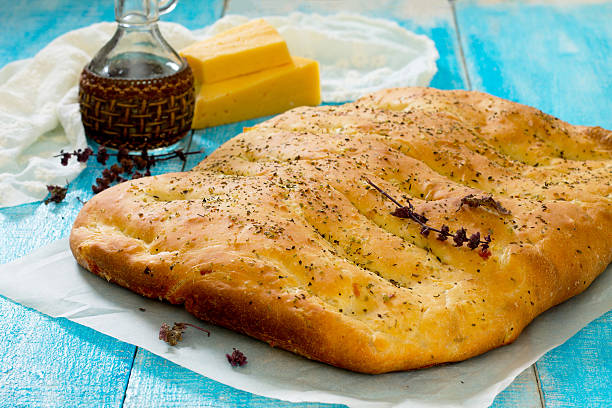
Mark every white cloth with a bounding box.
[0,22,196,208]
[0,15,437,208]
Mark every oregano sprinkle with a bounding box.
[363,177,493,258]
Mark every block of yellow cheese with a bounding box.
[192,57,321,129]
[180,19,292,84]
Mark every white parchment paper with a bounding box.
[0,238,610,407]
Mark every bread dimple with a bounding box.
[71,87,612,373]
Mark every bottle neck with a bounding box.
[87,21,184,79]
[115,0,159,25]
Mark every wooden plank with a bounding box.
[0,1,113,68]
[455,1,612,406]
[0,0,224,406]
[455,0,612,128]
[0,300,135,407]
[0,0,225,68]
[536,311,611,407]
[491,367,542,408]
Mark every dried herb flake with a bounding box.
[159,322,210,346]
[44,185,68,204]
[226,348,248,367]
[458,194,511,215]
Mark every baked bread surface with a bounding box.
[70,88,612,373]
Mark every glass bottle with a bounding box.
[79,0,195,150]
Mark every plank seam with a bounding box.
[120,346,138,408]
[532,363,546,408]
[449,0,473,90]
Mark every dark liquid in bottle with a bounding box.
[78,53,195,150]
[100,52,181,79]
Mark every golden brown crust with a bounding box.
[70,87,612,373]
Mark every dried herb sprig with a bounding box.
[363,177,492,259]
[59,147,94,165]
[159,322,211,346]
[44,185,68,204]
[58,147,201,167]
[57,145,202,194]
[226,348,248,367]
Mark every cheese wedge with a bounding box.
[180,19,292,84]
[192,56,321,129]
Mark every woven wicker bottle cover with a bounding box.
[79,0,194,150]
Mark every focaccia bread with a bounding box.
[70,88,612,373]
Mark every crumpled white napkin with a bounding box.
[0,15,438,208]
[0,22,196,208]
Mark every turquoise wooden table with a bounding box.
[0,0,610,406]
